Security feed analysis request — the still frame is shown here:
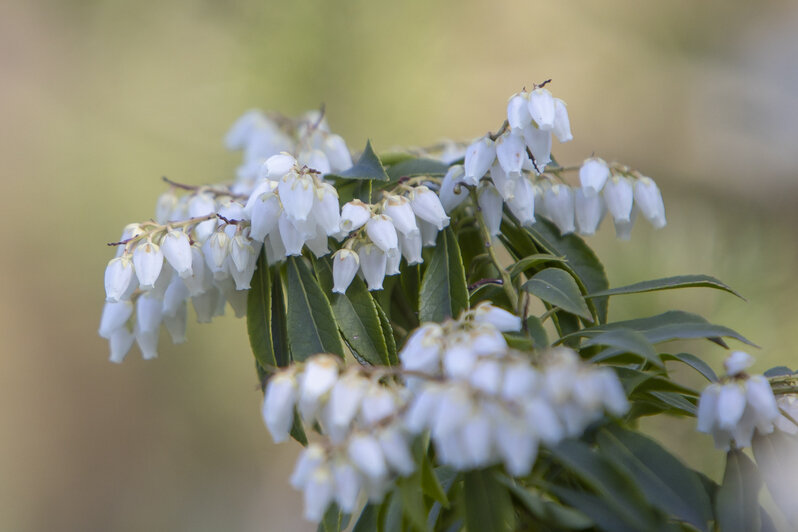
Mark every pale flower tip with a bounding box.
[724,351,755,377]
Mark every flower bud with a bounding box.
[339,200,370,233]
[358,244,387,291]
[382,195,418,236]
[162,230,193,278]
[633,176,666,229]
[409,186,450,230]
[132,241,164,290]
[544,185,575,235]
[724,351,754,377]
[552,98,572,142]
[507,92,532,130]
[527,87,555,130]
[579,158,610,194]
[104,256,135,302]
[399,230,423,265]
[463,136,495,185]
[278,170,315,222]
[99,300,134,339]
[603,176,634,222]
[323,134,353,172]
[477,183,503,236]
[312,183,341,236]
[439,165,468,213]
[366,215,399,257]
[261,153,297,180]
[332,249,360,294]
[472,302,522,332]
[263,371,298,443]
[495,131,528,175]
[249,187,282,241]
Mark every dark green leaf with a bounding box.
[752,431,798,526]
[318,504,342,532]
[247,249,276,372]
[661,353,719,382]
[525,315,549,349]
[585,329,662,368]
[352,504,378,532]
[597,426,713,531]
[380,492,403,532]
[586,274,743,300]
[647,391,697,415]
[763,366,794,378]
[523,268,592,321]
[497,475,592,530]
[386,157,449,181]
[716,450,762,532]
[462,469,515,532]
[549,486,641,532]
[419,227,468,323]
[508,253,567,279]
[270,266,291,367]
[375,302,398,365]
[398,475,428,532]
[421,455,449,507]
[284,256,345,361]
[326,140,389,181]
[526,219,610,323]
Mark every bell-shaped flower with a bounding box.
[298,149,331,175]
[552,98,572,142]
[291,443,326,490]
[155,190,178,224]
[463,136,495,186]
[339,200,370,233]
[249,187,282,241]
[746,376,780,430]
[298,355,340,422]
[527,87,555,130]
[399,230,423,265]
[522,124,552,171]
[409,186,450,230]
[507,92,532,130]
[506,176,536,226]
[108,327,135,364]
[99,300,134,339]
[311,183,341,236]
[360,384,398,426]
[613,212,636,241]
[136,293,163,333]
[348,434,388,482]
[386,247,401,276]
[225,109,264,150]
[104,255,135,302]
[489,163,517,200]
[263,371,298,443]
[477,183,503,236]
[366,215,399,257]
[261,153,297,181]
[603,176,634,222]
[634,177,666,229]
[204,230,231,272]
[332,249,360,294]
[325,372,368,438]
[725,351,754,377]
[418,219,440,247]
[544,184,575,235]
[132,241,164,290]
[439,165,468,213]
[230,233,257,273]
[358,244,387,291]
[378,426,415,476]
[496,418,538,476]
[278,170,315,222]
[303,466,334,523]
[383,195,418,236]
[716,383,747,431]
[162,274,189,317]
[495,131,528,175]
[161,230,193,278]
[135,324,159,360]
[400,323,443,375]
[278,215,307,257]
[332,460,361,514]
[182,245,209,296]
[460,409,494,468]
[323,134,353,172]
[574,187,604,235]
[579,158,610,194]
[472,302,522,332]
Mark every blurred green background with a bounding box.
[2,0,797,530]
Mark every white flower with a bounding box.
[104,256,135,302]
[527,88,555,131]
[418,219,440,247]
[409,186,450,230]
[543,184,575,235]
[303,466,334,523]
[155,190,178,224]
[326,372,368,438]
[725,351,754,377]
[298,355,340,421]
[299,149,331,175]
[108,327,135,364]
[574,187,604,235]
[442,344,478,379]
[323,134,353,173]
[136,293,163,333]
[348,434,388,481]
[248,186,282,241]
[134,324,159,360]
[496,419,538,476]
[603,176,634,222]
[400,323,443,375]
[378,426,415,476]
[489,163,517,200]
[460,410,494,467]
[472,302,522,332]
[552,98,573,143]
[225,110,265,150]
[161,230,193,278]
[746,376,780,430]
[477,183,503,236]
[332,460,361,513]
[360,385,398,426]
[278,170,315,222]
[263,372,298,443]
[163,302,187,344]
[495,131,528,175]
[507,92,532,130]
[470,359,503,395]
[99,300,134,339]
[261,153,297,180]
[506,176,536,226]
[634,177,666,229]
[579,158,610,194]
[358,243,387,291]
[439,165,468,213]
[291,443,326,489]
[399,230,423,265]
[332,249,360,294]
[278,215,307,257]
[383,195,418,236]
[312,182,341,236]
[522,124,552,171]
[366,215,399,257]
[339,200,371,233]
[463,136,495,186]
[132,241,164,290]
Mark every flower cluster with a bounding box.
[262,302,629,522]
[696,351,781,449]
[331,185,450,293]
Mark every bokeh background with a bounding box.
[2,0,797,530]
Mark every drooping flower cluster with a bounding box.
[696,351,781,449]
[262,302,629,522]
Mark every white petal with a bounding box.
[507,92,532,130]
[348,434,388,481]
[298,355,340,422]
[263,372,298,443]
[527,88,555,131]
[579,158,610,194]
[716,383,747,430]
[136,293,163,333]
[399,230,423,265]
[162,230,193,278]
[366,215,399,256]
[543,184,575,235]
[312,183,341,236]
[378,426,415,476]
[108,327,135,364]
[303,466,334,523]
[477,183,503,236]
[410,186,450,230]
[358,244,387,291]
[724,351,754,377]
[331,249,360,294]
[473,302,522,332]
[495,131,528,175]
[603,176,634,222]
[383,195,418,236]
[323,134,353,173]
[506,175,536,226]
[278,215,307,256]
[439,165,468,213]
[522,124,552,171]
[339,200,371,233]
[463,136,495,185]
[552,98,573,143]
[132,241,164,290]
[249,190,282,241]
[332,460,361,513]
[278,171,315,222]
[633,177,666,229]
[104,256,135,302]
[574,187,605,235]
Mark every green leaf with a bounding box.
[661,353,719,382]
[247,249,276,372]
[585,328,662,368]
[586,274,744,300]
[284,256,345,361]
[497,475,592,530]
[548,486,642,532]
[647,391,697,415]
[270,265,291,367]
[326,139,389,181]
[523,268,592,321]
[525,315,549,349]
[462,469,515,532]
[508,253,567,279]
[398,475,428,532]
[419,227,468,323]
[597,426,713,531]
[526,219,610,323]
[558,310,757,349]
[352,504,378,532]
[385,157,449,181]
[375,302,398,365]
[318,504,342,532]
[752,431,798,526]
[716,450,762,532]
[421,455,449,507]
[315,258,391,366]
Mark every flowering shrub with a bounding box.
[100,82,798,531]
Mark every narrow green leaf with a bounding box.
[647,391,697,415]
[270,265,291,367]
[497,475,592,530]
[661,353,719,382]
[549,486,641,532]
[525,315,549,349]
[385,157,449,181]
[597,426,713,531]
[284,256,345,361]
[352,504,378,532]
[585,329,662,368]
[421,455,449,507]
[586,274,743,300]
[326,139,389,181]
[716,450,762,532]
[247,249,275,371]
[526,219,610,323]
[419,227,468,323]
[509,253,567,279]
[381,492,403,532]
[462,469,515,532]
[398,476,428,532]
[318,504,342,532]
[752,431,798,526]
[375,302,398,365]
[523,268,592,321]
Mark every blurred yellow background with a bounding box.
[2,0,797,530]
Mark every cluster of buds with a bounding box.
[331,183,450,292]
[696,351,781,450]
[262,302,629,523]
